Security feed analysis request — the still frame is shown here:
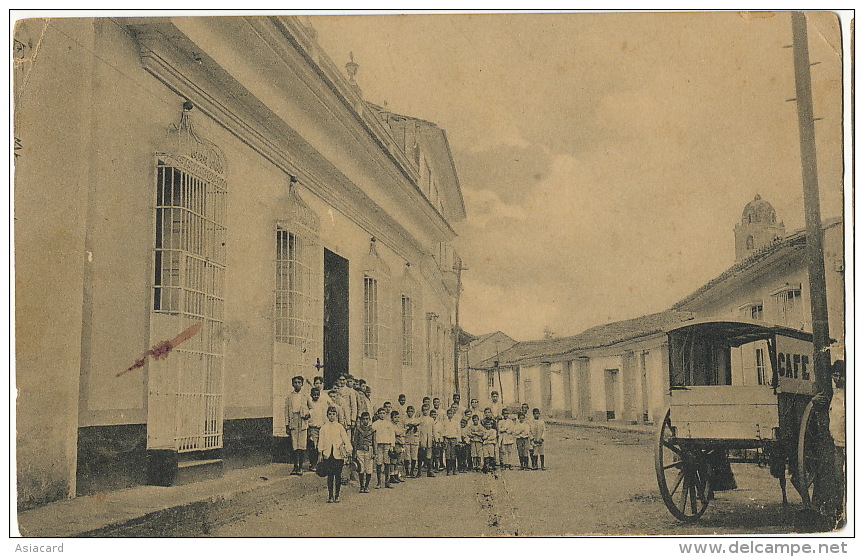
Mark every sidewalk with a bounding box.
[17,419,654,538]
[17,462,321,537]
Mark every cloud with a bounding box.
[454,143,553,205]
[310,13,845,341]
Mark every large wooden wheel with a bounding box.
[655,408,711,522]
[796,399,818,506]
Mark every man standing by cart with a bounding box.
[828,359,845,527]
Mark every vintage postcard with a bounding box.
[12,10,851,546]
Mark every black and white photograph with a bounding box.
[10,8,852,546]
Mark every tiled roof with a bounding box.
[672,217,842,310]
[479,310,695,367]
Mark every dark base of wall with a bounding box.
[223,417,273,470]
[77,424,148,497]
[78,418,279,496]
[17,476,70,512]
[146,449,179,486]
[76,418,274,496]
[271,436,292,463]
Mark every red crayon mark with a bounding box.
[118,322,203,377]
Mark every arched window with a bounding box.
[398,263,421,367]
[362,239,391,361]
[746,236,754,250]
[150,107,227,453]
[275,181,321,348]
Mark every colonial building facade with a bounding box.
[15,16,465,509]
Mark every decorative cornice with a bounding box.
[128,21,443,272]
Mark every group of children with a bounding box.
[285,376,548,500]
[350,396,548,492]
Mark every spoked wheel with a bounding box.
[796,399,818,506]
[655,408,711,522]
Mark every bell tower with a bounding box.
[734,194,786,261]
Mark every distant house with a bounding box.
[458,331,518,406]
[476,195,844,424]
[477,311,694,421]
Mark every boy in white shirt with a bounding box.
[372,407,396,488]
[403,406,420,479]
[307,387,332,470]
[391,410,406,483]
[489,391,503,419]
[498,408,516,470]
[469,414,484,471]
[431,409,444,472]
[416,404,435,478]
[530,408,547,470]
[481,418,498,473]
[284,376,311,475]
[442,407,461,476]
[513,412,532,470]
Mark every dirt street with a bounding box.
[209,424,799,537]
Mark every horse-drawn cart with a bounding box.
[655,320,820,522]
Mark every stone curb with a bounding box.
[18,466,322,538]
[546,418,655,436]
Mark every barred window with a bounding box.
[401,295,414,366]
[275,228,317,345]
[153,157,226,318]
[364,276,379,359]
[150,146,227,453]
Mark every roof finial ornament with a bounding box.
[754,193,762,200]
[346,51,359,83]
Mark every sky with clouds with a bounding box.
[311,12,845,341]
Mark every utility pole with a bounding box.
[790,10,835,519]
[453,261,468,396]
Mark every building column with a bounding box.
[540,362,552,413]
[426,312,437,397]
[621,350,638,423]
[562,360,574,418]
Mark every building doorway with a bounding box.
[323,249,349,388]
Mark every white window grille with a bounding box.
[275,228,318,346]
[272,181,321,439]
[150,109,227,453]
[364,275,379,359]
[401,295,414,366]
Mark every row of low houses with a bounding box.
[463,196,845,424]
[15,16,466,509]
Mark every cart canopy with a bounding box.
[665,319,813,348]
[666,319,814,388]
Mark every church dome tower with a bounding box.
[734,194,786,260]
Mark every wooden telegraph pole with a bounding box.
[453,262,468,396]
[789,11,836,519]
